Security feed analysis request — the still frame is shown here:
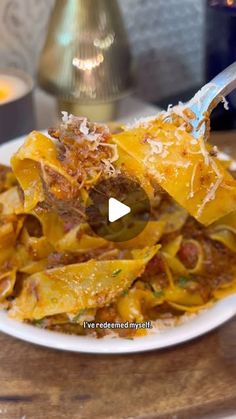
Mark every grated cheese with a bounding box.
[61,111,69,123]
[101,159,116,176]
[199,136,210,165]
[196,153,224,216]
[147,139,163,155]
[221,95,229,110]
[188,163,198,199]
[124,115,157,130]
[161,159,191,168]
[99,143,119,162]
[79,118,89,135]
[197,175,223,217]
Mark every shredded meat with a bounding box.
[145,253,166,276]
[43,116,120,223]
[49,116,116,183]
[201,239,236,287]
[40,166,86,225]
[178,241,199,269]
[0,164,15,193]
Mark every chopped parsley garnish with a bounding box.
[153,290,164,298]
[112,268,122,277]
[122,289,129,296]
[73,309,86,322]
[178,276,189,288]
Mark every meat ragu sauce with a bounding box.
[140,217,236,302]
[3,164,236,301]
[2,162,236,266]
[39,119,119,224]
[180,218,236,286]
[2,111,236,338]
[51,207,236,337]
[0,164,16,193]
[41,201,236,332]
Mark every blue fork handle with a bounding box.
[203,61,236,111]
[188,61,236,137]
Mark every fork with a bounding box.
[184,61,236,138]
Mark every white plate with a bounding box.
[0,135,236,354]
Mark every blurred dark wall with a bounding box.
[0,0,205,102]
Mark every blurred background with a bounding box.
[0,0,204,102]
[1,0,236,141]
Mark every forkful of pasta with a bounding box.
[11,62,236,229]
[113,61,236,225]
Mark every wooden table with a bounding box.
[0,132,236,419]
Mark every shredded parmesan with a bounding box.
[197,176,223,217]
[79,118,89,135]
[101,159,116,176]
[147,139,163,155]
[199,136,210,165]
[124,115,157,130]
[210,156,221,178]
[61,111,69,123]
[160,159,191,168]
[196,155,223,216]
[188,163,198,199]
[99,143,119,162]
[221,95,229,110]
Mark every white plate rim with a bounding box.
[0,134,236,354]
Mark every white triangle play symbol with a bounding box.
[108,197,131,223]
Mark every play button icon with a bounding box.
[108,198,131,222]
[85,175,151,242]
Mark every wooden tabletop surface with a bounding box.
[0,131,236,419]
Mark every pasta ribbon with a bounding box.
[117,288,159,322]
[213,279,236,299]
[117,221,165,249]
[210,211,236,234]
[56,224,108,253]
[1,114,236,338]
[0,186,22,215]
[162,236,188,276]
[208,229,236,252]
[0,270,16,302]
[10,245,160,320]
[208,212,236,251]
[11,131,78,212]
[113,119,236,225]
[165,286,205,307]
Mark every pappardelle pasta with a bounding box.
[1,108,236,339]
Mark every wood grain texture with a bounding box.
[0,319,235,419]
[0,132,235,419]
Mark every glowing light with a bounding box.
[0,75,27,104]
[0,82,12,102]
[58,32,73,46]
[72,54,104,71]
[93,33,115,50]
